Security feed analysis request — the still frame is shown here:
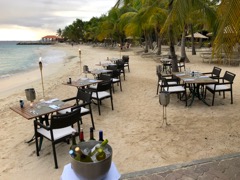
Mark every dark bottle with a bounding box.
[70,131,77,150]
[79,128,85,142]
[99,130,104,141]
[89,127,96,140]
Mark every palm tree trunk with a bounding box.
[168,0,178,72]
[181,25,190,62]
[190,23,196,55]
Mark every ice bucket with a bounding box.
[71,141,112,180]
[25,88,36,102]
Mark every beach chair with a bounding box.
[122,55,130,72]
[58,89,95,129]
[202,66,222,81]
[88,79,114,115]
[205,71,236,105]
[34,106,81,169]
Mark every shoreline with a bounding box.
[1,44,240,179]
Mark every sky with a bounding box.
[0,0,117,41]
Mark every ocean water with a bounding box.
[0,41,66,78]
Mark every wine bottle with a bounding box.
[79,128,85,142]
[98,130,104,141]
[70,131,77,150]
[96,148,106,161]
[74,147,93,162]
[69,149,76,158]
[89,139,108,156]
[89,127,95,140]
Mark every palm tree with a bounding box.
[213,0,240,59]
[162,0,217,72]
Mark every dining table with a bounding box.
[10,98,73,146]
[63,78,102,89]
[172,71,218,106]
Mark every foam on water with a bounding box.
[0,41,66,78]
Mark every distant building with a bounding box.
[42,35,59,42]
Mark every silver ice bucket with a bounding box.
[159,91,170,106]
[25,88,36,102]
[71,141,112,180]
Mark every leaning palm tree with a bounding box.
[213,0,240,60]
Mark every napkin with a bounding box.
[49,105,60,110]
[45,98,59,104]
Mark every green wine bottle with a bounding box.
[96,148,106,161]
[74,147,93,162]
[70,131,77,150]
[89,139,108,156]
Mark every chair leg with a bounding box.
[97,100,101,115]
[119,81,122,91]
[230,90,233,104]
[212,92,215,106]
[52,142,58,169]
[110,96,114,110]
[128,65,130,72]
[90,111,95,129]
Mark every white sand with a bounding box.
[1,43,240,180]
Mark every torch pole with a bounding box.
[39,57,45,98]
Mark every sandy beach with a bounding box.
[1,43,240,180]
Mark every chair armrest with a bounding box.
[34,120,50,130]
[62,97,76,102]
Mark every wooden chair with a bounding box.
[122,55,130,72]
[34,106,81,169]
[205,71,236,105]
[161,77,187,106]
[202,66,222,81]
[88,79,114,115]
[58,89,95,129]
[107,65,122,93]
[177,57,186,72]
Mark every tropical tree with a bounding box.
[161,0,217,72]
[213,0,240,60]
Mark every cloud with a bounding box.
[0,0,116,40]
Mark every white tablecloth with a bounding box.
[60,162,121,180]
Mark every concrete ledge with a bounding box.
[120,152,240,179]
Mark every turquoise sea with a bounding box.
[0,41,66,78]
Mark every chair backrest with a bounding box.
[50,107,81,129]
[179,57,185,63]
[116,60,124,69]
[212,66,222,77]
[98,74,112,82]
[111,69,121,78]
[223,71,236,83]
[122,55,129,63]
[76,89,92,104]
[107,64,118,71]
[97,80,112,92]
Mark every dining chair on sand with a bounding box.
[58,89,95,129]
[205,71,236,106]
[156,65,176,95]
[122,55,130,72]
[116,60,126,80]
[177,57,186,72]
[88,79,114,115]
[107,65,122,93]
[34,106,81,169]
[202,66,222,81]
[160,77,187,106]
